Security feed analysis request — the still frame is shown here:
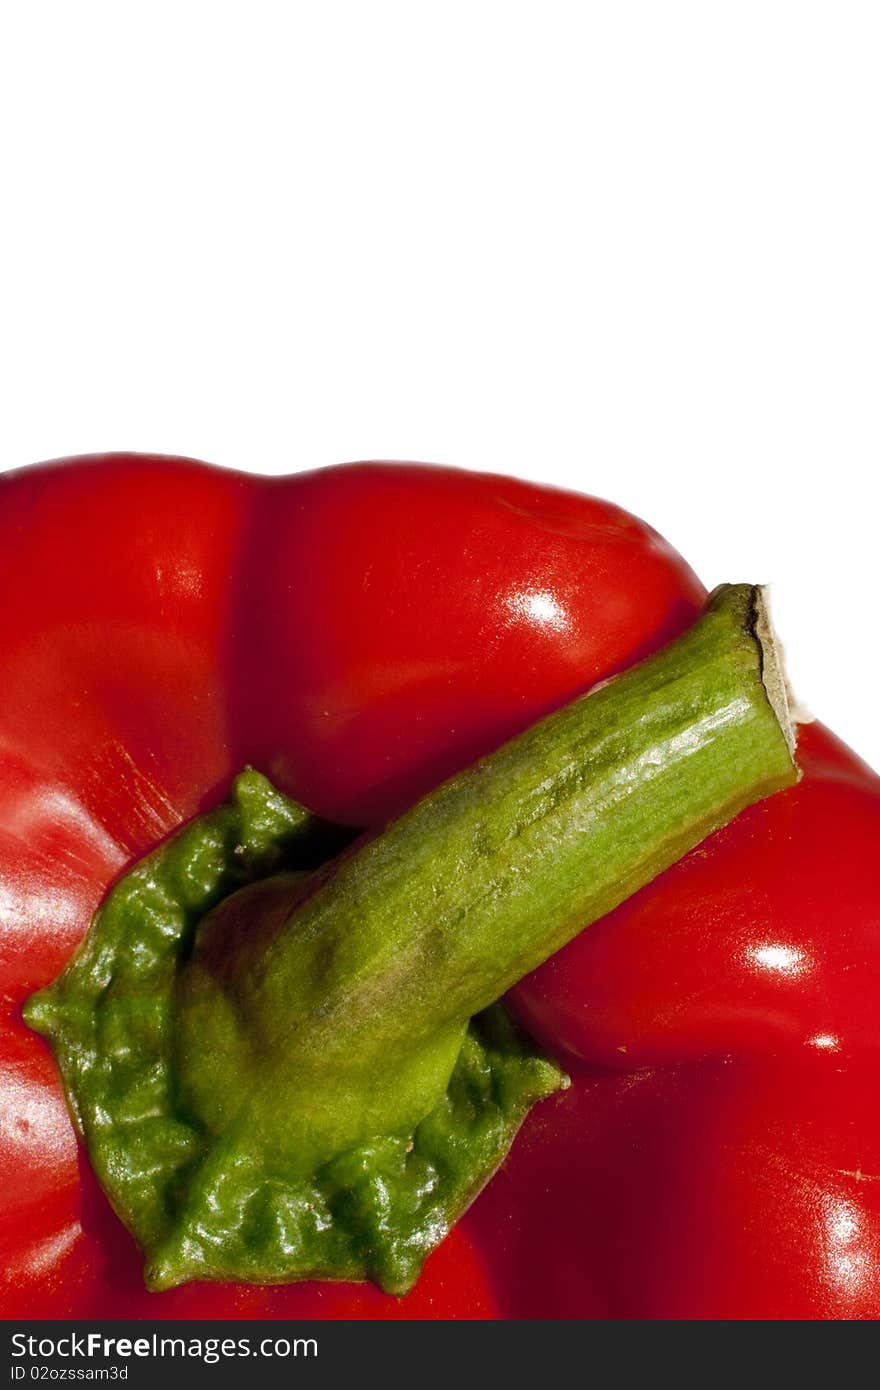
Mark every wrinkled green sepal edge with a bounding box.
[24,770,565,1295]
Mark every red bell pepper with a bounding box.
[1,452,876,1319]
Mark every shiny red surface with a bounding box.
[473,1042,880,1319]
[2,453,878,1320]
[229,460,705,824]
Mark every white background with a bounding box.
[1,2,878,766]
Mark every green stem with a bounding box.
[187,583,797,1077]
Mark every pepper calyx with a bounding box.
[24,770,564,1295]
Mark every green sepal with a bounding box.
[146,1004,562,1294]
[24,770,565,1294]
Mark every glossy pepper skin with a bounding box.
[3,453,878,1320]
